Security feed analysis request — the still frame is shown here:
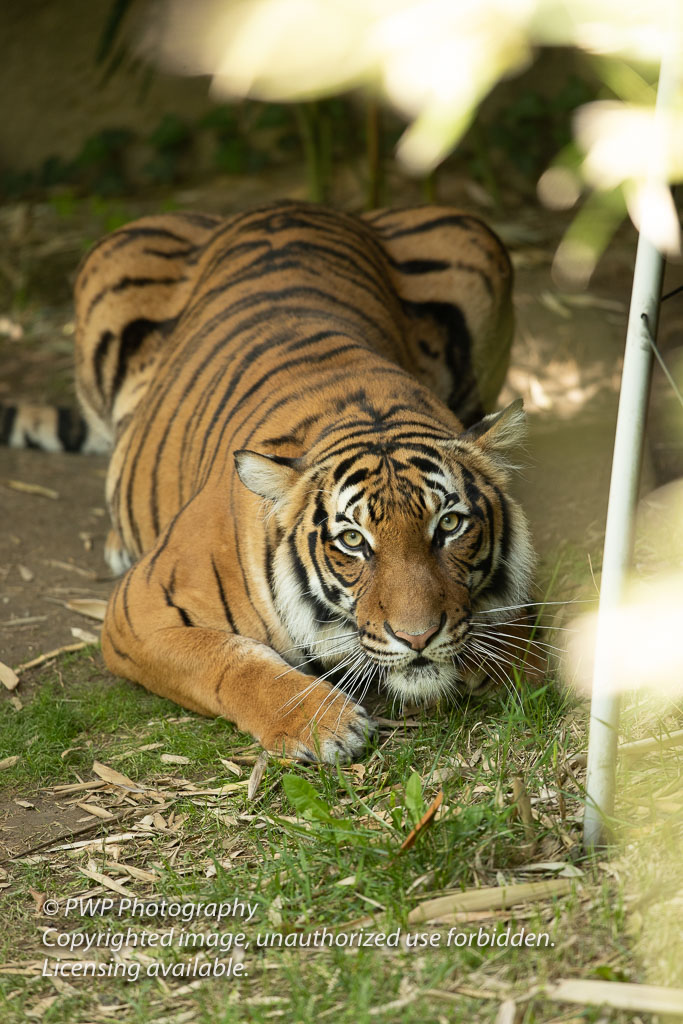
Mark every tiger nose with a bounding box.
[385,615,444,651]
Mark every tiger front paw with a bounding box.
[264,701,377,764]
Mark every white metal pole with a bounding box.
[582,57,677,849]
[582,236,664,849]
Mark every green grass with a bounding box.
[1,643,681,1023]
[0,649,246,787]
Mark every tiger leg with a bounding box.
[101,565,375,763]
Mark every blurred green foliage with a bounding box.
[481,76,596,180]
[0,69,597,205]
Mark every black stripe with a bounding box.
[112,316,178,397]
[121,571,141,641]
[105,635,138,664]
[86,275,181,322]
[210,555,237,631]
[387,257,451,274]
[57,408,87,452]
[93,330,115,399]
[0,404,16,445]
[107,226,195,254]
[372,213,475,239]
[409,455,443,475]
[161,570,194,627]
[142,245,199,260]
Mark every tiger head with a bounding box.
[235,400,535,707]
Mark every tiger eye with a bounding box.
[341,529,364,548]
[439,512,460,533]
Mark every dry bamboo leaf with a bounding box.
[0,661,19,690]
[400,790,444,852]
[26,995,59,1019]
[28,889,46,915]
[368,991,419,1016]
[428,909,528,926]
[0,615,47,627]
[220,758,242,776]
[78,866,136,898]
[547,979,683,1016]
[48,780,106,794]
[91,761,138,789]
[14,799,35,809]
[65,598,107,621]
[619,728,683,758]
[211,810,239,827]
[75,802,114,820]
[0,964,46,977]
[512,776,535,846]
[43,833,138,853]
[539,291,571,318]
[70,626,99,644]
[408,879,574,924]
[6,479,59,499]
[17,565,34,582]
[248,750,269,800]
[115,863,157,882]
[46,559,95,579]
[431,764,463,784]
[152,812,167,829]
[160,754,190,765]
[16,643,88,673]
[519,862,584,878]
[495,1000,518,1024]
[0,756,20,770]
[60,746,87,761]
[25,994,58,1018]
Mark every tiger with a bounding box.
[2,201,540,763]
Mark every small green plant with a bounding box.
[71,128,134,196]
[144,114,193,185]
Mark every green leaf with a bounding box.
[282,775,332,821]
[282,775,352,832]
[404,771,425,826]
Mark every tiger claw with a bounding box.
[268,704,377,764]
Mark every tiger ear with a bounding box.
[234,450,302,501]
[461,398,527,470]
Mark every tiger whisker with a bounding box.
[278,653,358,715]
[466,637,518,680]
[471,619,577,633]
[475,599,592,615]
[274,646,346,680]
[278,631,359,656]
[463,641,517,700]
[308,652,367,729]
[472,627,565,657]
[333,653,377,731]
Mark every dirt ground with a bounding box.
[1,171,682,674]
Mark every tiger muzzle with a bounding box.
[384,612,446,651]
